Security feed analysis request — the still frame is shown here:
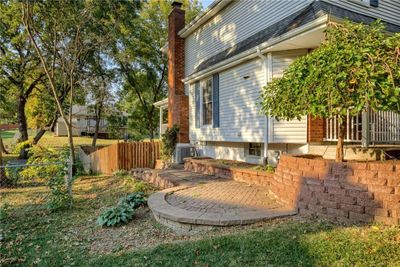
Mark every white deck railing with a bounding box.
[325,110,400,144]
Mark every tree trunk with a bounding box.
[0,132,9,154]
[66,122,76,164]
[147,113,155,141]
[17,94,31,159]
[0,136,10,187]
[92,103,103,148]
[17,95,29,142]
[32,116,58,145]
[336,119,346,162]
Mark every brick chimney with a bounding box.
[168,1,189,143]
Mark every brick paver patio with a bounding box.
[147,170,296,227]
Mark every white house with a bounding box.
[55,105,127,138]
[163,0,400,164]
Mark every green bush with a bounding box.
[97,192,147,227]
[96,203,135,227]
[21,146,73,211]
[5,165,23,185]
[12,140,31,156]
[160,125,179,161]
[113,169,129,177]
[118,192,146,209]
[0,203,10,221]
[252,164,275,173]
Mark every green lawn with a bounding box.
[1,174,400,266]
[0,130,17,141]
[1,130,119,164]
[2,130,119,148]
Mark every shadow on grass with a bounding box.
[86,219,400,266]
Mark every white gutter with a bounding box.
[256,47,269,162]
[183,15,329,84]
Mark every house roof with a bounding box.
[190,1,400,76]
[178,0,231,38]
[153,98,168,108]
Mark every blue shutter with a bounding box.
[212,73,219,128]
[195,82,200,128]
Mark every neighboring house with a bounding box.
[55,105,127,138]
[163,0,400,164]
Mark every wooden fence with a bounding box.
[86,142,160,174]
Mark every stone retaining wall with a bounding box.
[275,155,400,225]
[184,156,400,225]
[184,158,274,186]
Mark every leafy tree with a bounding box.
[261,21,400,162]
[106,110,128,140]
[116,0,202,140]
[83,52,115,147]
[0,0,45,146]
[22,0,136,162]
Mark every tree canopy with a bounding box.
[261,21,400,161]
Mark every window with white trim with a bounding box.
[202,78,213,125]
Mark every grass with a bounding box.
[1,174,400,266]
[0,130,16,141]
[1,130,119,148]
[1,131,119,164]
[92,222,400,267]
[35,132,119,148]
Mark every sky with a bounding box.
[201,0,214,8]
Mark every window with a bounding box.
[248,143,262,157]
[202,78,213,125]
[349,0,378,7]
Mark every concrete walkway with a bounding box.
[145,169,296,230]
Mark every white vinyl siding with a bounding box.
[189,50,311,144]
[184,0,400,77]
[271,50,308,144]
[184,0,311,76]
[324,0,400,26]
[189,58,265,143]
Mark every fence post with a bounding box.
[362,108,370,148]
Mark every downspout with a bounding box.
[256,47,269,165]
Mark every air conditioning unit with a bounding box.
[174,143,197,164]
[268,150,283,167]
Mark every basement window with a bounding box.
[248,143,262,157]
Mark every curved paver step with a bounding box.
[148,181,297,227]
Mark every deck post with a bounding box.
[159,106,163,138]
[361,108,370,148]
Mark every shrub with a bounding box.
[21,146,73,211]
[160,125,179,161]
[97,191,147,227]
[253,164,275,173]
[12,140,31,157]
[118,192,147,209]
[96,203,135,227]
[113,169,129,177]
[5,165,23,185]
[0,203,10,221]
